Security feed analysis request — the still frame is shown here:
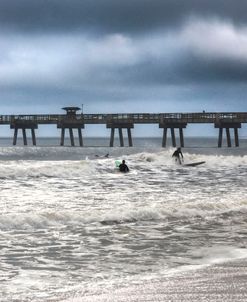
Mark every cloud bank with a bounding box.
[0,0,246,116]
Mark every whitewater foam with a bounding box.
[0,143,247,302]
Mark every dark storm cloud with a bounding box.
[0,0,247,34]
[179,57,247,83]
[1,17,247,92]
[109,56,247,87]
[0,0,247,116]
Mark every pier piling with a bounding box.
[107,122,134,147]
[215,123,241,147]
[11,121,38,146]
[159,123,187,147]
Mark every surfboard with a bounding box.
[183,161,206,167]
[115,160,122,168]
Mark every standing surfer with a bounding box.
[172,147,184,165]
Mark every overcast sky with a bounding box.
[0,0,246,137]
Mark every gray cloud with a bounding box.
[2,18,247,91]
[0,0,246,119]
[0,0,247,34]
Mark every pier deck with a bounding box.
[1,111,246,147]
[0,111,246,125]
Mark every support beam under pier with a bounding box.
[234,127,239,147]
[69,128,75,146]
[60,128,65,146]
[11,122,38,146]
[215,123,241,147]
[107,123,134,147]
[57,121,85,147]
[127,128,133,147]
[78,128,83,147]
[59,127,84,147]
[218,127,223,148]
[226,128,231,147]
[179,127,184,147]
[110,128,115,147]
[13,128,18,146]
[118,128,124,147]
[159,123,187,148]
[162,128,167,147]
[22,129,27,146]
[31,128,36,146]
[171,128,176,147]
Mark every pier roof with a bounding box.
[62,107,81,112]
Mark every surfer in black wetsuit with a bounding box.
[119,160,129,172]
[95,153,109,158]
[172,147,184,165]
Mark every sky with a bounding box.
[0,0,247,137]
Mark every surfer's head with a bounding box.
[122,160,125,164]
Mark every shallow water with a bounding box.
[0,137,247,301]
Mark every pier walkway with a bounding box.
[1,108,247,147]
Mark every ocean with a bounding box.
[0,137,247,301]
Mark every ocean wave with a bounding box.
[0,148,246,179]
[1,200,246,231]
[132,149,247,167]
[0,145,246,164]
[0,160,94,179]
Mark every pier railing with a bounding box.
[0,112,246,125]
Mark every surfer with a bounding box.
[95,153,109,158]
[119,160,129,172]
[172,147,184,165]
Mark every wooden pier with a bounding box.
[1,108,247,147]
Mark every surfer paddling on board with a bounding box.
[172,147,184,165]
[119,160,129,173]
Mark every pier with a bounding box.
[1,107,247,147]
